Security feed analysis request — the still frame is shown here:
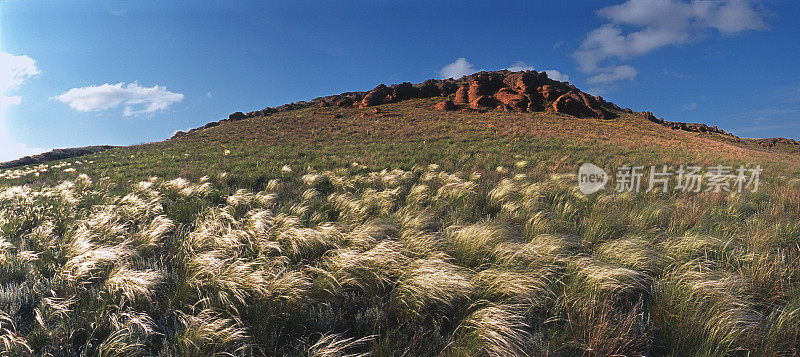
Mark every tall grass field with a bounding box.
[0,100,798,355]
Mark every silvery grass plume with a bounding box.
[446,221,519,268]
[34,296,76,328]
[446,303,532,357]
[595,236,665,276]
[654,260,764,354]
[472,268,555,309]
[98,311,157,357]
[494,233,584,267]
[661,234,732,261]
[172,309,249,355]
[186,249,308,306]
[62,242,135,284]
[569,257,650,298]
[341,220,395,251]
[320,240,409,297]
[307,333,373,357]
[129,215,174,251]
[276,224,343,262]
[390,256,473,321]
[104,265,163,303]
[0,310,32,354]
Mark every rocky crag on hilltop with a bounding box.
[172,70,627,139]
[170,70,800,152]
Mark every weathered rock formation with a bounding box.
[641,111,737,137]
[169,70,798,148]
[215,70,617,124]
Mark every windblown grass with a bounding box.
[0,162,797,356]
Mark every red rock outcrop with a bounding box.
[453,83,470,104]
[469,95,496,109]
[757,137,800,147]
[225,69,619,121]
[434,100,457,111]
[552,92,600,118]
[494,88,528,112]
[359,84,391,107]
[177,70,793,148]
[390,82,419,101]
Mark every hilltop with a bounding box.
[174,69,799,156]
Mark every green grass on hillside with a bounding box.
[2,98,797,189]
[0,165,798,355]
[0,100,798,355]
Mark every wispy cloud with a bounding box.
[439,58,477,79]
[723,108,799,120]
[662,68,693,79]
[774,85,800,104]
[0,50,44,161]
[733,123,800,136]
[53,82,184,116]
[574,0,768,85]
[680,102,698,111]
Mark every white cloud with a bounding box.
[587,65,637,84]
[543,69,570,82]
[54,82,184,116]
[574,0,768,83]
[507,61,536,72]
[0,51,44,161]
[506,61,571,82]
[439,58,476,79]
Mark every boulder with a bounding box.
[332,95,354,107]
[362,90,387,107]
[434,100,458,111]
[503,71,543,96]
[171,131,187,139]
[390,82,419,101]
[469,95,496,109]
[229,112,246,121]
[418,79,441,98]
[437,81,459,96]
[202,121,221,129]
[361,84,391,107]
[467,80,489,103]
[524,92,546,112]
[494,88,529,112]
[453,83,470,104]
[552,92,600,118]
[538,85,562,101]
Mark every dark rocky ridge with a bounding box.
[0,145,117,170]
[754,137,800,148]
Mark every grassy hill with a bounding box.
[0,89,798,355]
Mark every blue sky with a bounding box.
[0,0,798,161]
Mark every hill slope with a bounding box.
[0,71,798,356]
